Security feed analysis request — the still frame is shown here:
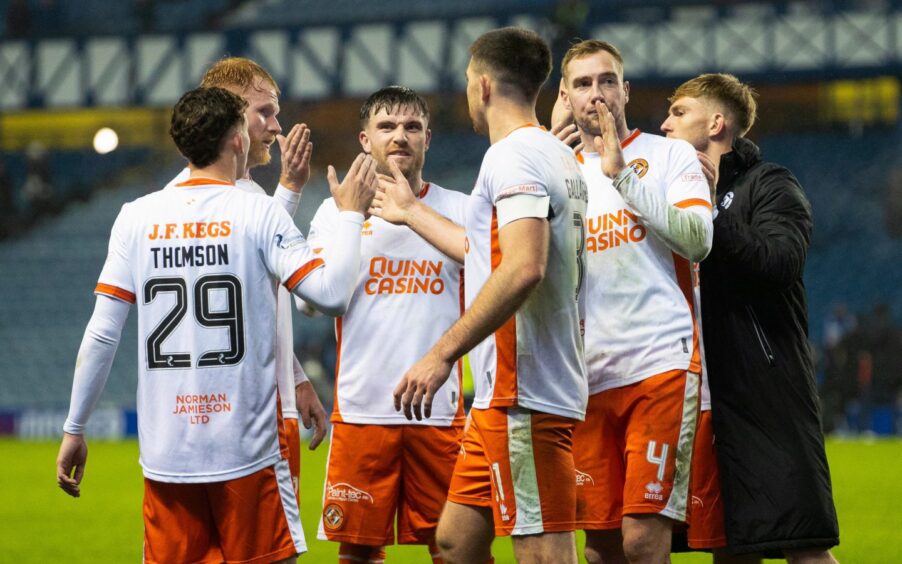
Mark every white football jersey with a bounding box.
[578,131,711,394]
[309,183,467,426]
[96,178,326,483]
[466,126,588,420]
[167,168,302,419]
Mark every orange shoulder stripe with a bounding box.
[675,198,713,210]
[95,283,136,304]
[284,258,326,290]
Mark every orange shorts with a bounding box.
[686,410,726,549]
[447,406,578,537]
[143,460,305,564]
[573,369,699,530]
[318,422,462,546]
[284,417,301,498]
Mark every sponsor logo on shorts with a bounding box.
[645,481,665,501]
[326,481,374,504]
[575,469,595,486]
[323,503,345,531]
[691,495,704,509]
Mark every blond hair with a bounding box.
[200,57,280,95]
[670,73,758,136]
[561,39,624,81]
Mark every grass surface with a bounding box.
[1,438,898,562]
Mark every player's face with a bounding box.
[660,96,711,151]
[235,79,281,169]
[562,51,629,137]
[465,60,488,135]
[360,105,431,181]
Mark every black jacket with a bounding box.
[700,138,839,555]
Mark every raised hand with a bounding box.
[277,124,313,192]
[327,153,377,215]
[591,101,626,179]
[370,160,417,225]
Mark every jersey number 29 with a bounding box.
[144,274,245,369]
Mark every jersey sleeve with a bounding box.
[259,202,326,291]
[95,204,137,304]
[484,141,551,229]
[665,139,713,213]
[306,198,338,254]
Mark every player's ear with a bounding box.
[480,75,491,102]
[359,130,371,153]
[559,79,573,111]
[623,80,630,104]
[710,113,726,137]
[424,128,432,152]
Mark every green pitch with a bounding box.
[1,438,899,562]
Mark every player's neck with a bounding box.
[487,100,540,144]
[408,175,426,197]
[188,159,238,185]
[706,138,734,170]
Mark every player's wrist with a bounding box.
[279,174,305,193]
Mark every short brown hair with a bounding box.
[170,87,248,168]
[669,73,758,137]
[359,86,430,127]
[562,39,624,81]
[469,27,551,102]
[200,57,280,95]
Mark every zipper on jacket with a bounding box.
[746,305,775,366]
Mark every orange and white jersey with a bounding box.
[96,178,327,483]
[308,183,468,426]
[166,169,303,419]
[466,126,589,420]
[578,131,711,394]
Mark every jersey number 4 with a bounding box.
[144,274,245,369]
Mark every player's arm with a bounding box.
[57,294,131,497]
[292,354,327,450]
[394,212,549,420]
[708,165,811,290]
[371,161,466,263]
[281,154,376,316]
[594,101,712,262]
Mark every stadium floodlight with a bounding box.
[93,127,119,154]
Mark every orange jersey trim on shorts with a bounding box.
[675,198,713,210]
[95,283,136,304]
[489,209,518,406]
[285,258,325,290]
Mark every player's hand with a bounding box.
[592,101,626,179]
[551,123,584,154]
[370,160,417,225]
[278,124,313,192]
[56,432,88,498]
[393,351,453,421]
[295,381,327,450]
[327,153,377,216]
[697,150,718,203]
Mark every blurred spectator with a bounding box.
[135,0,155,33]
[6,0,31,38]
[22,142,56,222]
[823,303,856,349]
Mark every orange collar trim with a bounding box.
[418,182,431,199]
[621,129,641,149]
[175,177,235,187]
